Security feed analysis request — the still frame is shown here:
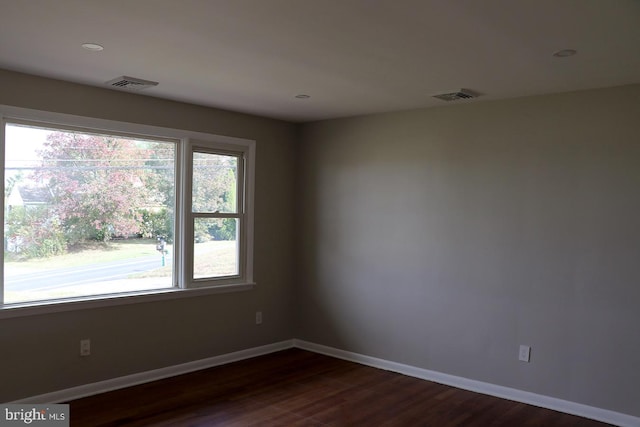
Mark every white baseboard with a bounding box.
[12,340,294,404]
[12,338,639,427]
[293,339,638,427]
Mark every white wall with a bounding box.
[297,84,640,417]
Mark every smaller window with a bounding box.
[188,148,245,284]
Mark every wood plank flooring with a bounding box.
[69,348,613,426]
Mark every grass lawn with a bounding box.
[4,239,167,275]
[132,240,237,278]
[194,240,237,277]
[5,238,236,277]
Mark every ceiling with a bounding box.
[0,0,639,123]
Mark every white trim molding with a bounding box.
[11,338,639,427]
[0,104,257,317]
[293,339,639,427]
[12,340,294,404]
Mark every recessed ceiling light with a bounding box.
[552,49,577,58]
[82,43,104,52]
[295,94,310,99]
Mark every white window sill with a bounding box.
[0,283,256,319]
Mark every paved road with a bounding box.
[5,256,170,292]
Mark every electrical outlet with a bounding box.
[519,345,531,362]
[80,339,91,357]
[255,311,262,325]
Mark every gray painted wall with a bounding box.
[0,69,297,402]
[297,85,640,417]
[2,68,639,419]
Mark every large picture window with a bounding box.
[1,109,254,311]
[3,123,176,304]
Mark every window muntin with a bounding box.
[1,111,254,309]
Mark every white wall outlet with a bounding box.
[519,345,531,362]
[80,339,91,357]
[255,311,263,325]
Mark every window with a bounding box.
[190,150,244,281]
[1,107,254,311]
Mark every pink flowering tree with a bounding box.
[36,131,154,244]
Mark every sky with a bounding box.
[5,123,50,169]
[3,123,177,188]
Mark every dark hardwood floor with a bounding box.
[69,348,613,426]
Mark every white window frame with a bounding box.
[184,143,248,287]
[0,105,255,319]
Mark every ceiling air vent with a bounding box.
[432,89,479,102]
[105,76,159,91]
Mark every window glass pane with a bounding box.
[3,123,176,304]
[193,218,238,278]
[192,152,237,213]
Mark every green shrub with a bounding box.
[5,206,67,259]
[140,208,173,242]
